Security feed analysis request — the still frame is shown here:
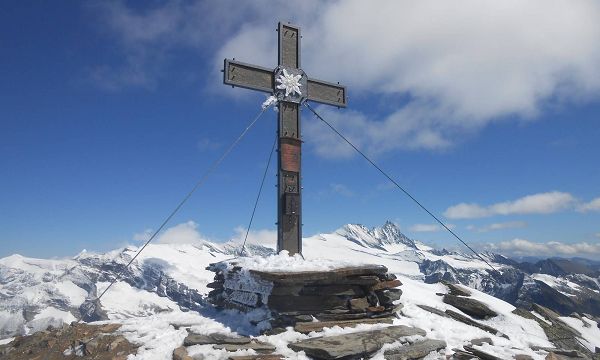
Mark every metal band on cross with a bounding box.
[223,22,347,255]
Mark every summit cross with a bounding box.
[223,22,347,255]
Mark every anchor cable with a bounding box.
[43,103,274,360]
[91,104,273,311]
[239,133,277,257]
[304,102,500,275]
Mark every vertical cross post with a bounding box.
[277,23,302,254]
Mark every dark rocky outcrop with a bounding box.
[512,304,594,359]
[0,323,136,360]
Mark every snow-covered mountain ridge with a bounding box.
[1,221,599,359]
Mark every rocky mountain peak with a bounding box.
[338,221,416,249]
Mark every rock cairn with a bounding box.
[206,263,402,332]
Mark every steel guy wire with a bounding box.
[239,133,277,257]
[303,101,500,276]
[42,103,273,359]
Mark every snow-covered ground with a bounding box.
[82,273,559,360]
[1,221,598,359]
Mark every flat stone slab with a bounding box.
[463,345,503,360]
[371,279,402,291]
[229,355,284,360]
[294,317,394,334]
[183,332,251,346]
[445,309,508,339]
[250,265,388,283]
[288,325,426,359]
[417,304,447,318]
[384,339,447,360]
[213,341,276,353]
[443,294,498,319]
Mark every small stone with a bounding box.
[367,306,385,313]
[349,297,370,311]
[371,279,402,291]
[384,339,446,360]
[376,289,402,304]
[514,355,534,360]
[173,346,193,360]
[294,315,313,322]
[263,327,287,336]
[470,337,493,346]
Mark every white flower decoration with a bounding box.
[276,69,302,97]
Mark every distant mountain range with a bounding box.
[1,220,599,338]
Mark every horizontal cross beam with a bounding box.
[223,59,347,107]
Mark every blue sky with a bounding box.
[1,1,600,259]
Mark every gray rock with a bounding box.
[294,317,394,334]
[183,332,251,346]
[416,304,447,318]
[442,281,472,297]
[443,294,498,319]
[524,305,591,357]
[450,348,479,359]
[172,346,193,360]
[470,337,493,346]
[213,341,276,353]
[384,339,446,360]
[349,297,370,311]
[514,355,534,360]
[228,356,284,360]
[445,309,508,338]
[376,289,403,304]
[288,325,426,359]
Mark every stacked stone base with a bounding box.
[206,263,402,332]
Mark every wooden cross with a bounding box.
[223,22,346,255]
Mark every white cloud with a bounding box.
[488,238,600,258]
[596,233,600,239]
[468,221,527,233]
[578,197,600,212]
[409,223,455,232]
[132,221,277,249]
[444,191,576,219]
[329,183,354,197]
[155,221,209,245]
[231,227,277,248]
[94,1,600,155]
[132,228,153,242]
